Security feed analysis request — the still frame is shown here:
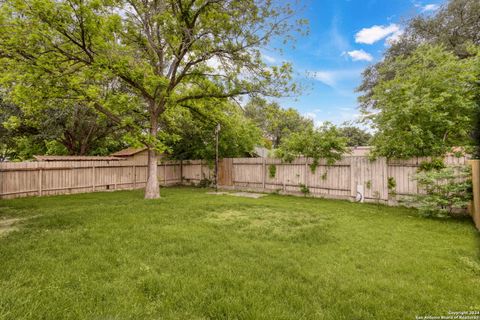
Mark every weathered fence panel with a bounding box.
[218,158,234,186]
[215,155,469,204]
[0,160,183,199]
[0,155,470,207]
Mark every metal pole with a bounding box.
[215,123,221,192]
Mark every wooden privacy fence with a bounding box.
[0,155,469,205]
[215,155,469,204]
[0,160,183,199]
[470,160,480,230]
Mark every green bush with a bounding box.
[418,158,446,172]
[387,177,396,196]
[299,184,310,197]
[366,180,372,189]
[198,178,212,188]
[410,166,472,217]
[268,164,276,178]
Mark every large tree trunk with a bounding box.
[144,147,160,199]
[144,112,160,199]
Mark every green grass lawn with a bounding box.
[0,187,479,320]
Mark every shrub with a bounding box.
[198,178,212,188]
[387,177,396,196]
[299,184,310,197]
[321,171,328,181]
[366,180,372,189]
[418,158,446,172]
[268,164,276,178]
[410,166,472,217]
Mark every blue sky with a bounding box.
[265,0,445,127]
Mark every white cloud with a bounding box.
[302,108,361,127]
[345,50,373,62]
[262,54,276,64]
[311,71,337,87]
[413,1,440,13]
[421,4,439,12]
[308,69,362,88]
[355,24,401,44]
[302,112,324,127]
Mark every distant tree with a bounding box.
[165,102,262,160]
[276,123,348,172]
[39,105,126,156]
[1,97,126,160]
[338,125,372,147]
[366,45,479,158]
[245,97,313,148]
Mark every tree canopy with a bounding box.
[357,0,480,158]
[338,125,372,147]
[366,45,478,158]
[276,123,348,172]
[244,97,313,148]
[0,0,305,198]
[163,101,262,160]
[0,98,126,160]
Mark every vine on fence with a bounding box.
[268,164,277,178]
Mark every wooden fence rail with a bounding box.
[0,155,469,207]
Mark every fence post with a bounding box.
[164,162,167,186]
[180,160,183,185]
[381,157,389,203]
[133,165,136,189]
[38,168,43,196]
[262,159,266,190]
[92,165,96,192]
[114,166,118,190]
[350,157,356,201]
[304,158,308,189]
[232,159,236,190]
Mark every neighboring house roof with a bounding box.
[252,146,271,158]
[349,146,372,156]
[34,155,123,161]
[111,147,148,157]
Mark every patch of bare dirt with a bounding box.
[0,216,37,237]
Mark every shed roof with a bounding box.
[111,147,148,157]
[34,155,123,161]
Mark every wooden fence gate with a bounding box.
[218,158,233,186]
